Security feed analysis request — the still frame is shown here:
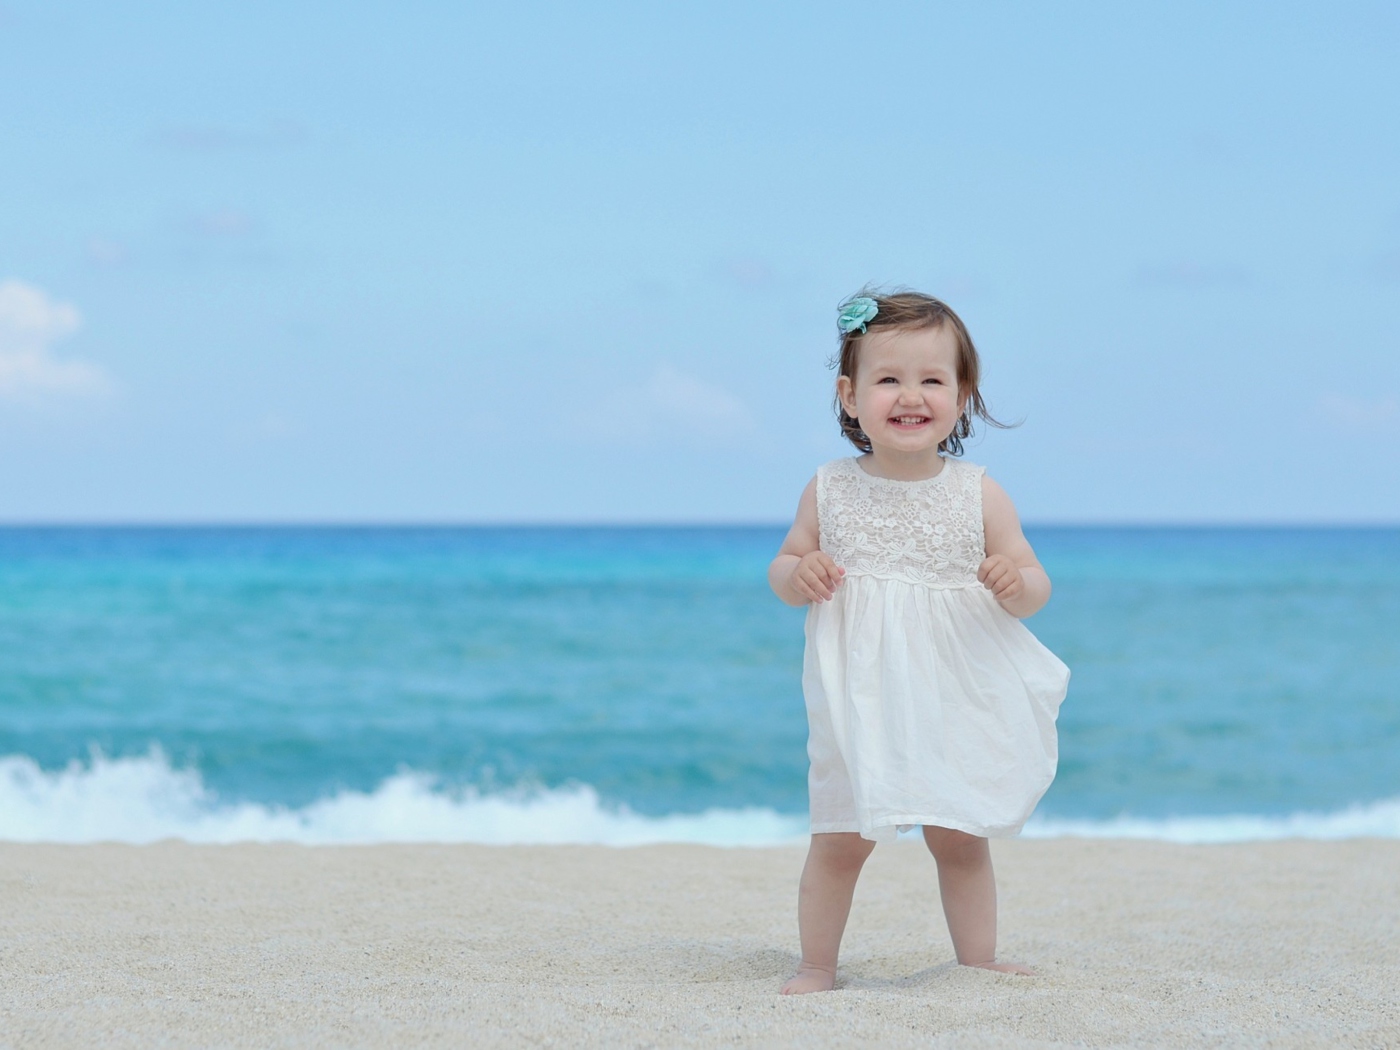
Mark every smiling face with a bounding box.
[836,323,966,463]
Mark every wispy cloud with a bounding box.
[1370,252,1400,281]
[1320,392,1398,431]
[0,281,111,401]
[586,365,759,445]
[151,119,308,153]
[190,208,255,237]
[85,237,128,266]
[720,257,776,290]
[235,411,300,444]
[1133,261,1251,289]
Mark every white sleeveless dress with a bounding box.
[803,457,1070,842]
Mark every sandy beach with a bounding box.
[2,838,1397,1048]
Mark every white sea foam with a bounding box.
[1022,799,1400,843]
[2,749,1397,846]
[0,749,807,846]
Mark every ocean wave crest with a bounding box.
[2,749,1398,845]
[1023,799,1400,843]
[0,749,807,846]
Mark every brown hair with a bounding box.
[832,289,1010,456]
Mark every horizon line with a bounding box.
[2,519,1399,530]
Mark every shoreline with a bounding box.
[3,838,1397,1048]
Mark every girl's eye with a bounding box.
[877,377,898,384]
[924,378,942,385]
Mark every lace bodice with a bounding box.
[816,457,986,588]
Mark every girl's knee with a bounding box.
[809,832,875,872]
[922,825,988,864]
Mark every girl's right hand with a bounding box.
[792,551,845,604]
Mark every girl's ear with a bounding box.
[836,374,857,417]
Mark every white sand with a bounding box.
[2,839,1397,1048]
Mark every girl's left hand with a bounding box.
[977,554,1024,604]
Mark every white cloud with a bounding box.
[721,257,776,290]
[237,412,300,443]
[152,120,309,153]
[0,280,111,400]
[191,209,254,237]
[1133,261,1251,289]
[588,365,759,445]
[1320,392,1398,431]
[85,237,128,266]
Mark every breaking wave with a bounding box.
[2,749,1397,846]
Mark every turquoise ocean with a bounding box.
[1,525,1397,845]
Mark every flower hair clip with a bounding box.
[837,296,878,335]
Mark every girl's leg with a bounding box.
[921,825,1033,975]
[781,832,876,994]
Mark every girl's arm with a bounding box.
[768,478,845,607]
[979,475,1051,619]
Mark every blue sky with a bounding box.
[1,1,1397,523]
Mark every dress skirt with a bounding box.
[802,576,1070,842]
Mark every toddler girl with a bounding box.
[768,290,1069,994]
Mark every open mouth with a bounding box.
[889,415,931,427]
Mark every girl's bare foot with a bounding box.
[780,964,836,994]
[967,959,1035,976]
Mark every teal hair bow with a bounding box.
[837,296,878,335]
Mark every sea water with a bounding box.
[1,526,1396,844]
